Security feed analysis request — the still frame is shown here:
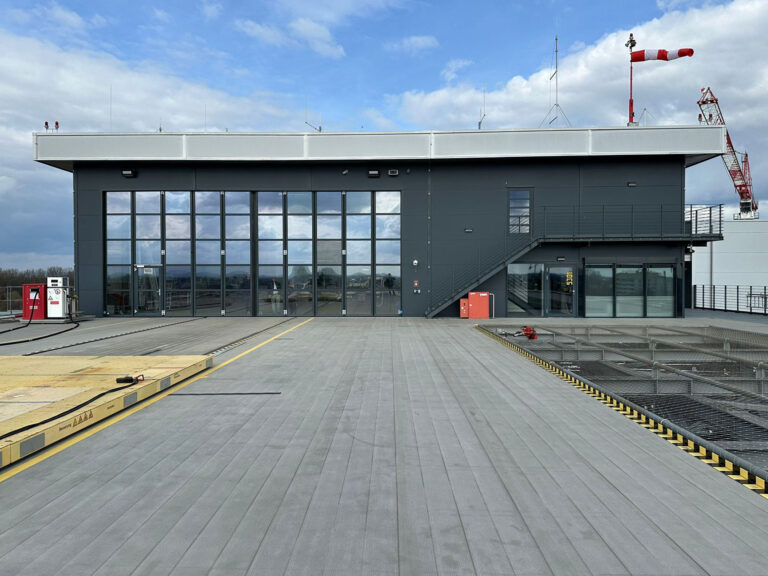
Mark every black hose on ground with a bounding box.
[0,374,143,442]
[0,288,39,335]
[0,293,79,347]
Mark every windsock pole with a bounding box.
[624,33,693,126]
[625,33,637,125]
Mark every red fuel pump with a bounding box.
[22,283,47,321]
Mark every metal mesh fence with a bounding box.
[488,324,768,475]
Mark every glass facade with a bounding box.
[104,190,400,317]
[615,267,644,317]
[506,263,543,315]
[585,267,614,317]
[585,265,676,318]
[647,266,674,317]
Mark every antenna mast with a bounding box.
[539,36,571,127]
[478,89,486,130]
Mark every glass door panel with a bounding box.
[647,266,674,317]
[287,265,313,316]
[585,267,613,317]
[506,263,543,316]
[616,267,644,317]
[133,266,162,315]
[316,266,342,316]
[548,266,574,316]
[258,266,284,316]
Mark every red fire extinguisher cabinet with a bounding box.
[468,291,490,319]
[22,283,47,320]
[459,298,469,318]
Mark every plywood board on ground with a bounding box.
[0,355,212,468]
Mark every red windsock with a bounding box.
[631,48,694,62]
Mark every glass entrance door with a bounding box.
[133,266,162,315]
[547,266,575,316]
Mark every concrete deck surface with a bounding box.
[0,316,767,575]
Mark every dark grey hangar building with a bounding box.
[34,126,725,319]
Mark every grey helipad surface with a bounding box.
[0,317,292,356]
[1,316,768,575]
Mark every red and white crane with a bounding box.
[697,87,758,219]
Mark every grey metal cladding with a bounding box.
[19,433,45,458]
[124,392,138,408]
[35,126,726,171]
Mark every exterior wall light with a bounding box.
[121,169,138,178]
[627,181,637,187]
[412,259,419,267]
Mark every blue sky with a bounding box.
[0,0,765,269]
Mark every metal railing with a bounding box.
[0,286,23,317]
[427,203,723,317]
[535,203,722,240]
[428,234,539,315]
[694,285,768,315]
[685,204,723,237]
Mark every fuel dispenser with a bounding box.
[46,277,70,318]
[21,278,72,321]
[22,284,46,320]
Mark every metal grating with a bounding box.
[487,324,768,476]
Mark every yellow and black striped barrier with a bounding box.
[474,325,768,499]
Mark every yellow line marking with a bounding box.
[0,318,313,484]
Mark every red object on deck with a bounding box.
[468,291,490,319]
[22,283,47,320]
[521,326,538,340]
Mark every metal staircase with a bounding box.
[426,234,540,318]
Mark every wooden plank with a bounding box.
[0,355,211,468]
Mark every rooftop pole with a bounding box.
[625,33,637,126]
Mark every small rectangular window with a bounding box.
[509,189,531,234]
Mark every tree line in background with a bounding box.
[0,267,74,287]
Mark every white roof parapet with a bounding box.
[34,126,726,172]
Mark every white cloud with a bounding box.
[397,0,767,210]
[568,40,586,53]
[202,1,222,20]
[363,108,396,130]
[441,59,472,82]
[153,8,170,23]
[9,2,106,38]
[235,18,345,58]
[0,252,73,270]
[0,28,304,268]
[289,18,345,58]
[272,0,402,26]
[48,2,87,32]
[235,0,402,57]
[235,20,290,47]
[90,14,107,28]
[656,0,701,10]
[386,35,439,55]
